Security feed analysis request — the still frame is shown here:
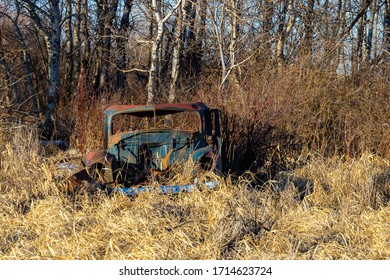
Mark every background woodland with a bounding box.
[1,0,390,260]
[1,0,389,167]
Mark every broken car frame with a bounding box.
[71,102,222,195]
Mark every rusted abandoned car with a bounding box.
[72,102,222,195]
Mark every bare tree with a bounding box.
[188,0,207,77]
[228,0,241,89]
[73,0,81,78]
[275,0,295,67]
[168,0,187,102]
[354,0,369,71]
[116,0,134,91]
[364,0,377,64]
[0,0,388,125]
[0,0,37,110]
[93,0,119,92]
[64,0,74,98]
[303,0,315,57]
[209,0,228,91]
[23,0,62,135]
[81,0,90,73]
[385,0,390,57]
[0,37,18,105]
[262,0,274,58]
[147,0,182,104]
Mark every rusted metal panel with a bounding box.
[105,102,208,115]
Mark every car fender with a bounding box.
[83,151,115,167]
[192,146,222,172]
[80,151,116,182]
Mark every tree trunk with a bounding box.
[183,0,196,77]
[73,0,82,81]
[13,0,37,111]
[331,0,346,72]
[303,0,315,57]
[385,0,390,58]
[190,0,207,77]
[81,0,90,72]
[44,0,61,134]
[228,0,241,89]
[24,0,62,137]
[354,0,368,72]
[147,24,164,104]
[275,1,295,67]
[263,0,274,58]
[116,0,134,91]
[169,0,187,102]
[147,0,182,104]
[364,0,376,64]
[0,49,18,104]
[64,0,74,98]
[210,1,228,92]
[94,0,119,92]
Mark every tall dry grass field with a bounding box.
[1,124,389,260]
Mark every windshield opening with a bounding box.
[112,111,201,135]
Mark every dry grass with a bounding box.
[1,125,389,260]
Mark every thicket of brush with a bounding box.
[1,62,389,260]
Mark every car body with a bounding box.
[72,102,222,195]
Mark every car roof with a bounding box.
[105,102,210,118]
